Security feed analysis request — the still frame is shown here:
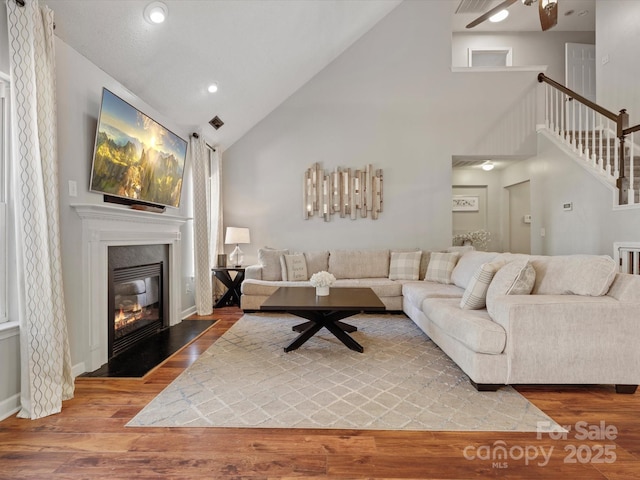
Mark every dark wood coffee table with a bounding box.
[260,286,385,353]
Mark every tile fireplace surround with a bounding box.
[72,203,188,373]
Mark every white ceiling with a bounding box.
[43,0,402,150]
[41,0,594,151]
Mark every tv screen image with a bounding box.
[90,88,188,208]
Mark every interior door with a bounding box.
[565,43,596,132]
[507,181,530,255]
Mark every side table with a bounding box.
[212,267,245,308]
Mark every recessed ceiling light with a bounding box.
[207,83,218,93]
[489,9,509,23]
[144,2,168,24]
[577,10,589,17]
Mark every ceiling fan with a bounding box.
[466,0,558,31]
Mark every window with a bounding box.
[0,75,8,323]
[468,48,513,67]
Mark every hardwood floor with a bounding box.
[1,306,638,479]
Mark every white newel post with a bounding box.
[72,204,189,372]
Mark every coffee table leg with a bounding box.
[284,322,323,352]
[293,320,357,333]
[324,321,364,353]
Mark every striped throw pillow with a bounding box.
[460,261,506,310]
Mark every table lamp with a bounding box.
[225,227,250,267]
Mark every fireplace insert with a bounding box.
[108,262,164,358]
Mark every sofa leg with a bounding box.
[470,380,502,392]
[615,384,638,394]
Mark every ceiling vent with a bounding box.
[455,0,495,14]
[209,116,224,130]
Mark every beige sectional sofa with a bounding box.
[241,247,640,392]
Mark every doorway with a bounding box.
[506,181,531,254]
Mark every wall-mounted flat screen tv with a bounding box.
[89,88,188,208]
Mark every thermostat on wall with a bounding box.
[523,214,532,224]
[563,202,573,211]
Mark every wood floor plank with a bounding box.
[1,306,638,479]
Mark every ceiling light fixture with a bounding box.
[541,0,558,13]
[482,161,495,171]
[207,83,218,93]
[489,9,509,23]
[144,1,168,24]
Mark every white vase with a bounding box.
[315,285,330,296]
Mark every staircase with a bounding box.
[567,131,640,204]
[538,73,640,207]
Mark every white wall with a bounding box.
[222,1,541,262]
[596,0,640,125]
[500,134,640,256]
[54,38,195,370]
[452,31,595,80]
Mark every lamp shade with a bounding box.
[225,227,250,245]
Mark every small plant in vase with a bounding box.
[309,271,336,296]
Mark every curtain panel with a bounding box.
[6,0,74,419]
[190,135,213,315]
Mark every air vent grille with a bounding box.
[455,0,495,14]
[209,116,224,130]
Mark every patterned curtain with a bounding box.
[191,135,213,315]
[6,0,74,419]
[209,148,224,266]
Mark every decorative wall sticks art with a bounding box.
[303,163,383,221]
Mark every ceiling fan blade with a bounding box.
[466,0,518,29]
[539,0,559,31]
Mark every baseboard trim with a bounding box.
[0,393,21,421]
[72,361,86,378]
[181,306,197,319]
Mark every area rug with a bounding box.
[128,313,560,431]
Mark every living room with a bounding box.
[1,0,640,477]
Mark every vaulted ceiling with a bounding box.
[42,0,594,151]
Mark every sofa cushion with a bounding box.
[425,252,460,284]
[329,249,390,279]
[280,253,308,281]
[402,281,464,309]
[530,255,618,296]
[304,250,330,276]
[451,251,500,289]
[389,251,422,280]
[258,248,289,281]
[459,260,506,310]
[333,278,402,298]
[421,297,506,355]
[486,259,536,317]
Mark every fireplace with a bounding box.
[72,203,188,372]
[109,262,165,358]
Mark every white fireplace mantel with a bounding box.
[71,203,190,372]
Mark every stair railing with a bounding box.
[538,73,639,205]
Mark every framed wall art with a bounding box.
[452,195,479,212]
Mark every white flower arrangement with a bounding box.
[452,229,491,251]
[309,271,336,287]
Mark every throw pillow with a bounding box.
[280,254,308,282]
[389,251,422,280]
[459,260,506,310]
[425,252,460,284]
[450,251,500,290]
[485,259,536,317]
[258,248,289,281]
[304,250,330,276]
